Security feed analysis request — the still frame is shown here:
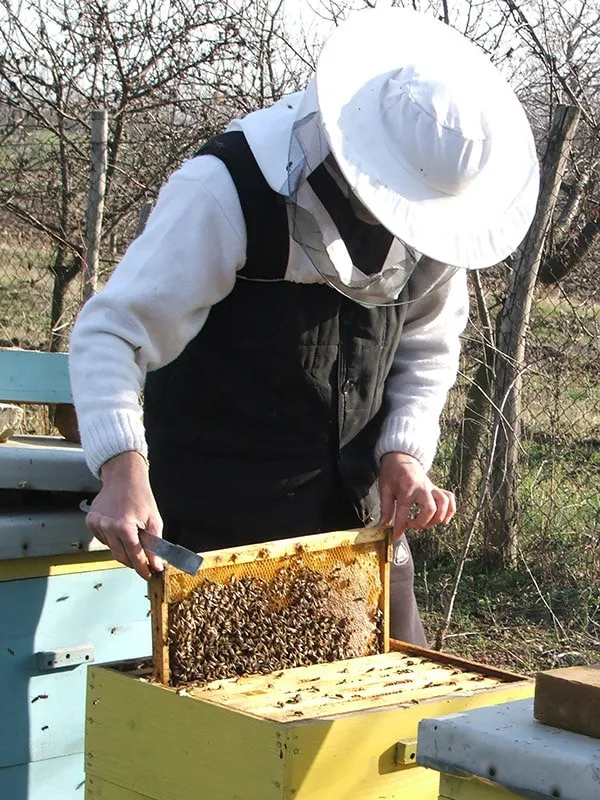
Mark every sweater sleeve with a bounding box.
[69,156,247,478]
[374,262,469,471]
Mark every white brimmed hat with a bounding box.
[316,8,540,269]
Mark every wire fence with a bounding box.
[438,261,600,558]
[1,111,599,665]
[0,121,139,352]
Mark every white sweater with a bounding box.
[69,151,469,479]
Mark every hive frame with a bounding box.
[149,527,393,685]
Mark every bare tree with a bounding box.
[0,0,304,349]
[505,0,600,287]
[489,104,581,566]
[442,0,600,563]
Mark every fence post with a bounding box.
[83,109,108,302]
[137,200,154,238]
[489,104,581,567]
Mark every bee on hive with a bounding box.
[168,560,383,686]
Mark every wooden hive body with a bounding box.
[85,529,533,800]
[0,348,152,799]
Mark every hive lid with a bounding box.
[418,698,600,799]
[0,509,108,560]
[0,435,100,493]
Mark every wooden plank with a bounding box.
[3,655,100,767]
[191,651,506,722]
[0,435,100,492]
[165,526,390,601]
[0,510,108,560]
[0,752,86,800]
[534,665,600,738]
[390,640,526,683]
[284,707,440,799]
[149,573,169,684]
[0,569,151,767]
[283,689,534,799]
[0,566,150,644]
[0,553,122,581]
[86,666,285,800]
[380,533,392,652]
[87,774,155,799]
[439,774,523,799]
[0,349,72,404]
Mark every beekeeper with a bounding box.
[69,8,539,644]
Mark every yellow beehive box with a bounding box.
[437,775,520,799]
[84,529,533,800]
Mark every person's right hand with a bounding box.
[84,451,163,579]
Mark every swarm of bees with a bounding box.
[168,562,381,686]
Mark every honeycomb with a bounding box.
[152,530,390,687]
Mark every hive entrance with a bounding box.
[150,528,391,687]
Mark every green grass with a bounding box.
[0,128,85,179]
[414,539,600,674]
[0,242,56,346]
[0,240,85,348]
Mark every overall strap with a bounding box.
[196,131,290,279]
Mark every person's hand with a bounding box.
[84,451,163,579]
[378,451,456,541]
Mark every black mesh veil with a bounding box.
[281,80,458,308]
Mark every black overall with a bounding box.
[144,132,426,644]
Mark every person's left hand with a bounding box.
[378,452,456,540]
